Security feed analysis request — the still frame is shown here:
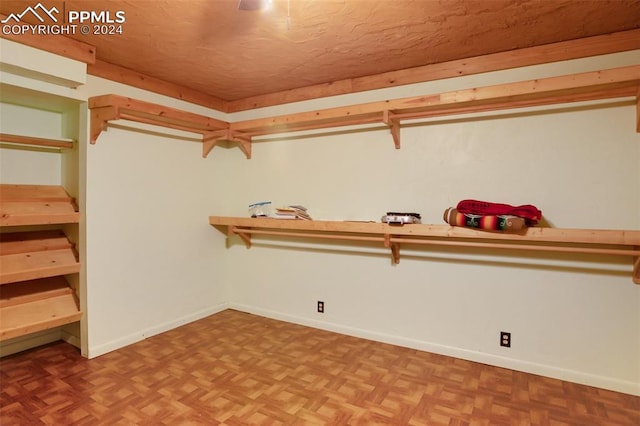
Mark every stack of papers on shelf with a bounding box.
[274,205,312,220]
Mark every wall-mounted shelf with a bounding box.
[89,65,640,159]
[230,65,640,148]
[209,216,640,284]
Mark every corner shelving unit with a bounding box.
[89,65,640,156]
[209,216,640,284]
[0,184,82,342]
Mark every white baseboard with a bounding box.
[87,302,229,359]
[229,303,640,397]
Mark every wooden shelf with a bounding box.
[209,216,640,284]
[0,133,74,150]
[90,65,640,157]
[230,65,640,148]
[87,94,250,158]
[0,277,81,342]
[0,230,80,285]
[0,184,80,226]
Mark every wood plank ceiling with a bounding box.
[1,0,639,112]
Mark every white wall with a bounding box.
[76,77,233,357]
[2,40,638,395]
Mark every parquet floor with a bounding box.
[1,310,638,425]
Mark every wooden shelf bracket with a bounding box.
[382,111,401,149]
[202,129,252,159]
[230,226,252,248]
[633,250,639,284]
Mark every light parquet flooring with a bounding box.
[1,309,638,425]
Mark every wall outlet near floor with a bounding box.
[500,331,511,348]
[317,301,324,313]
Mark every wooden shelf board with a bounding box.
[209,216,640,283]
[209,216,640,247]
[0,277,81,342]
[0,230,72,255]
[0,276,74,308]
[0,184,79,227]
[0,248,80,285]
[0,231,80,285]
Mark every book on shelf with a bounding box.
[275,205,312,220]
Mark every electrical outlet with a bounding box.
[317,301,324,313]
[500,331,511,348]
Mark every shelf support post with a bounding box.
[382,110,401,149]
[384,234,400,264]
[633,249,639,284]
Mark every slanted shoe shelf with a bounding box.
[209,216,640,284]
[0,184,80,226]
[0,277,82,341]
[0,184,82,342]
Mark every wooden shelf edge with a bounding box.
[209,216,640,283]
[0,213,80,227]
[209,217,640,246]
[0,133,74,150]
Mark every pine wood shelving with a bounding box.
[209,216,640,284]
[0,277,82,342]
[90,65,640,156]
[0,184,80,226]
[87,94,246,158]
[0,185,82,342]
[0,230,81,285]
